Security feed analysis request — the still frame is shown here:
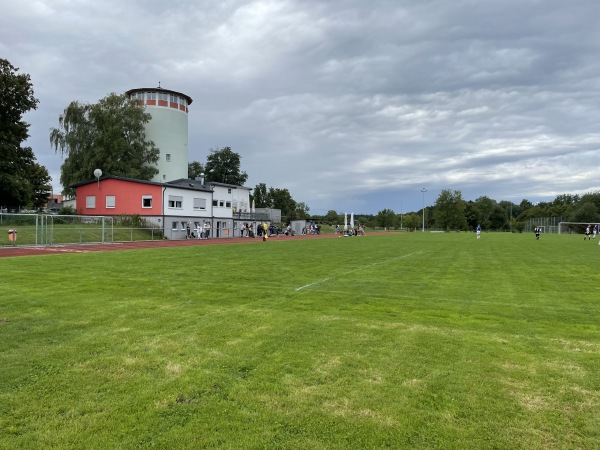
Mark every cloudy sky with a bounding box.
[3,0,600,214]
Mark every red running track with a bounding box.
[0,233,348,258]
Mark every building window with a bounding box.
[147,92,156,100]
[170,94,178,103]
[168,195,183,209]
[158,93,168,101]
[219,200,225,207]
[171,221,178,230]
[86,196,96,209]
[106,195,116,208]
[226,201,231,208]
[228,188,232,194]
[180,221,187,230]
[142,196,152,208]
[180,97,186,106]
[166,153,171,162]
[213,199,218,207]
[193,198,206,210]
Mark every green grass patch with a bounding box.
[1,233,599,448]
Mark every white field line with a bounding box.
[295,251,423,292]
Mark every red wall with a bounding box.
[76,179,163,215]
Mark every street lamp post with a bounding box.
[421,188,427,232]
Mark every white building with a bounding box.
[126,87,192,183]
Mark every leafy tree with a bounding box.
[570,201,600,223]
[50,93,159,196]
[28,162,52,209]
[464,201,478,230]
[290,202,310,220]
[325,210,341,224]
[188,161,205,180]
[250,182,309,220]
[0,59,51,209]
[205,147,248,185]
[402,213,421,231]
[376,209,397,228]
[433,189,467,231]
[554,194,580,207]
[252,183,269,208]
[489,204,509,231]
[511,218,526,233]
[471,196,499,229]
[269,187,296,217]
[577,191,600,213]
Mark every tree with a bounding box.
[269,187,296,217]
[290,202,310,220]
[28,162,52,209]
[50,93,159,196]
[403,213,421,231]
[570,201,600,223]
[205,147,248,185]
[489,204,509,231]
[376,209,397,228]
[188,161,205,180]
[0,59,51,209]
[577,191,600,213]
[324,210,341,224]
[252,183,269,208]
[472,196,497,229]
[434,189,467,231]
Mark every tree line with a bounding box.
[318,190,600,231]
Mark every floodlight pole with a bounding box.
[400,200,403,230]
[421,188,427,232]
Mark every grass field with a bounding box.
[1,232,599,449]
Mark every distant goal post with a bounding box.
[558,222,599,235]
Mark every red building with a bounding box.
[74,177,163,216]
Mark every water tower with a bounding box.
[126,86,193,182]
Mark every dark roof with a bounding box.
[73,176,246,193]
[205,181,252,190]
[71,175,165,189]
[166,179,213,192]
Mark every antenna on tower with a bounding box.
[158,81,161,88]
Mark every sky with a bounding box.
[2,0,600,215]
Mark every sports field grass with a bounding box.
[1,232,599,449]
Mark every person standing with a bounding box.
[476,224,481,239]
[204,222,211,239]
[535,226,541,240]
[262,221,268,241]
[593,224,598,240]
[584,225,591,241]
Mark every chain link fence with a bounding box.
[0,213,163,247]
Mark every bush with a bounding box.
[59,206,77,215]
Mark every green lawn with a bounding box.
[1,233,599,449]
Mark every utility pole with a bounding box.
[421,188,427,232]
